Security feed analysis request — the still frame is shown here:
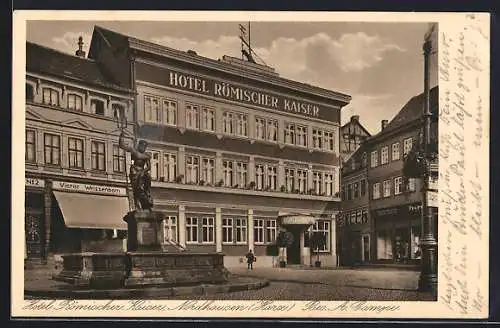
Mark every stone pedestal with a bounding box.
[124,210,164,252]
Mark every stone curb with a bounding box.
[25,279,269,299]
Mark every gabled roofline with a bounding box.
[93,25,352,107]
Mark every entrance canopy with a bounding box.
[279,214,316,226]
[53,191,129,230]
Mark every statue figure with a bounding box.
[119,132,153,210]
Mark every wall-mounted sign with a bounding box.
[280,215,317,226]
[52,181,127,197]
[136,63,341,122]
[373,203,422,219]
[26,178,45,188]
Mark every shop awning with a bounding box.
[279,215,316,226]
[53,191,129,230]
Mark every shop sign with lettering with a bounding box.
[136,63,342,122]
[25,178,45,188]
[374,203,422,218]
[52,181,127,197]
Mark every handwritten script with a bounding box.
[438,14,488,316]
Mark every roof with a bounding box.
[90,25,351,105]
[379,86,439,136]
[26,41,132,93]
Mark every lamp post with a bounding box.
[404,33,438,295]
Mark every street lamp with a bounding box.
[403,34,438,295]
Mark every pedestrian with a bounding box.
[246,250,256,270]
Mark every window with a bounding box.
[265,220,277,243]
[312,129,323,150]
[284,123,295,144]
[381,146,389,165]
[296,125,307,147]
[407,178,416,192]
[163,153,177,182]
[347,183,352,200]
[91,141,106,171]
[392,142,400,161]
[255,164,265,190]
[267,119,278,142]
[25,130,36,163]
[42,88,59,106]
[383,180,391,198]
[353,182,359,198]
[222,218,233,244]
[144,96,160,123]
[112,145,126,173]
[324,173,334,196]
[67,94,83,111]
[235,218,247,243]
[313,171,322,194]
[162,99,177,126]
[91,99,105,115]
[148,151,160,181]
[201,217,215,243]
[325,132,335,151]
[360,179,366,196]
[236,113,248,137]
[44,133,60,165]
[68,137,84,169]
[285,168,295,192]
[356,211,362,224]
[372,182,381,199]
[394,177,403,195]
[403,138,413,156]
[201,107,215,131]
[186,217,198,243]
[350,212,356,225]
[361,152,368,168]
[254,219,264,244]
[185,155,200,184]
[235,162,247,188]
[255,117,266,140]
[371,150,378,168]
[186,104,200,129]
[267,165,277,191]
[201,157,215,185]
[223,112,234,134]
[223,160,233,187]
[312,221,330,251]
[163,216,177,243]
[26,84,34,102]
[297,169,307,193]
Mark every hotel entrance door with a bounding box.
[286,226,301,265]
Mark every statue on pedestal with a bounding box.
[119,132,153,211]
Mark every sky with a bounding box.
[26,20,435,135]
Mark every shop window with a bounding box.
[312,220,330,251]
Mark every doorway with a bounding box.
[361,234,370,262]
[286,226,301,265]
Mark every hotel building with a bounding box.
[24,40,135,265]
[85,26,351,267]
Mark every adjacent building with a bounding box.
[64,25,352,267]
[24,40,135,264]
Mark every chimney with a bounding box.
[75,36,86,58]
[350,115,360,122]
[381,120,389,130]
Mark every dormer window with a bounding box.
[67,94,83,111]
[42,87,59,106]
[26,83,34,102]
[91,99,105,115]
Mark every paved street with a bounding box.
[176,266,435,301]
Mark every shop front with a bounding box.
[25,177,47,262]
[50,180,130,255]
[373,202,422,264]
[337,209,370,266]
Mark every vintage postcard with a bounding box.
[11,11,490,319]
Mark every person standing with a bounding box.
[246,250,256,270]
